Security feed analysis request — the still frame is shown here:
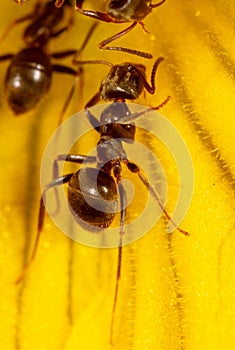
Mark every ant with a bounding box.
[14,0,26,4]
[0,0,94,115]
[6,1,74,43]
[16,55,189,345]
[75,0,166,58]
[14,0,65,6]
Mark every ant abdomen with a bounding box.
[4,48,52,115]
[68,168,118,230]
[108,0,151,21]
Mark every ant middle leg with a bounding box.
[15,173,74,285]
[16,153,97,284]
[138,57,165,94]
[0,12,33,41]
[98,22,153,59]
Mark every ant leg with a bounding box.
[137,57,165,94]
[110,168,126,344]
[15,173,74,285]
[151,0,166,9]
[72,61,111,109]
[53,153,96,204]
[73,22,98,59]
[50,64,79,128]
[0,13,32,41]
[125,161,190,236]
[52,23,99,125]
[98,22,152,59]
[75,2,114,23]
[85,93,101,109]
[50,26,73,39]
[52,154,97,215]
[115,96,171,124]
[84,107,101,131]
[52,64,78,76]
[51,50,78,59]
[55,0,65,8]
[53,154,96,180]
[0,54,14,63]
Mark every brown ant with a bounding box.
[16,56,189,344]
[0,0,95,115]
[14,0,26,4]
[6,1,74,43]
[14,1,65,7]
[74,0,166,58]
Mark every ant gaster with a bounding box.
[75,0,166,58]
[0,1,95,115]
[14,0,26,4]
[16,57,189,344]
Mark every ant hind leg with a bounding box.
[125,160,190,236]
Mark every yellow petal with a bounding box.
[0,1,235,350]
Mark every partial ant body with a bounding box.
[14,0,26,4]
[7,1,74,44]
[0,0,95,115]
[14,0,67,7]
[75,0,166,58]
[16,56,189,344]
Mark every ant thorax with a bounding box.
[97,137,128,171]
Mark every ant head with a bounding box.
[108,0,152,21]
[100,63,146,101]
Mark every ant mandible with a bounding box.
[74,0,166,58]
[16,56,189,345]
[0,0,95,115]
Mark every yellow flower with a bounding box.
[0,1,234,349]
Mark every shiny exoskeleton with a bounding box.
[16,56,189,345]
[14,0,26,4]
[75,0,166,57]
[0,0,78,115]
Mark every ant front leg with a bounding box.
[84,106,101,131]
[116,96,171,125]
[138,57,165,94]
[15,173,74,285]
